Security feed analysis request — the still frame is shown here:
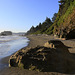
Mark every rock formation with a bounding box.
[53,0,75,39]
[26,0,75,39]
[1,31,12,36]
[9,40,75,73]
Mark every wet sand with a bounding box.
[0,35,75,75]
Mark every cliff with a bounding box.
[46,0,75,39]
[27,0,75,39]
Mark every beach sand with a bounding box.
[0,35,75,75]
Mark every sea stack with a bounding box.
[0,31,12,36]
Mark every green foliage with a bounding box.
[32,30,42,34]
[45,25,54,34]
[27,0,75,36]
[45,0,75,35]
[52,13,57,22]
[57,0,75,26]
[27,17,53,34]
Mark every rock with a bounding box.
[9,46,57,71]
[44,41,55,48]
[66,29,75,39]
[1,31,12,36]
[9,40,75,73]
[44,40,69,53]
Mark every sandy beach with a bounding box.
[0,35,75,75]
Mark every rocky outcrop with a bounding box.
[44,40,68,49]
[53,0,75,39]
[9,40,75,73]
[1,31,12,36]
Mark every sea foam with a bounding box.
[0,35,29,59]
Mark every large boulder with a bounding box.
[9,40,75,73]
[44,40,64,48]
[44,40,69,53]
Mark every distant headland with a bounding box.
[0,31,12,36]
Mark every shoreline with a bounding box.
[0,35,75,75]
[0,35,31,71]
[0,35,54,75]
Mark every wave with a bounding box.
[0,35,29,59]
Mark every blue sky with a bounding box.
[0,0,59,33]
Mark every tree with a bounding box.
[45,17,52,24]
[30,26,35,32]
[38,23,42,29]
[58,0,66,5]
[52,13,57,22]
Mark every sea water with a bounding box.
[0,35,29,69]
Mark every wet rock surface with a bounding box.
[9,40,75,73]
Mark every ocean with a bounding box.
[0,35,29,69]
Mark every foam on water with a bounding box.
[0,35,29,59]
[0,35,29,70]
[0,36,22,43]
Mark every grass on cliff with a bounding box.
[45,0,75,35]
[57,0,75,26]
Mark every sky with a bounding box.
[0,0,59,33]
